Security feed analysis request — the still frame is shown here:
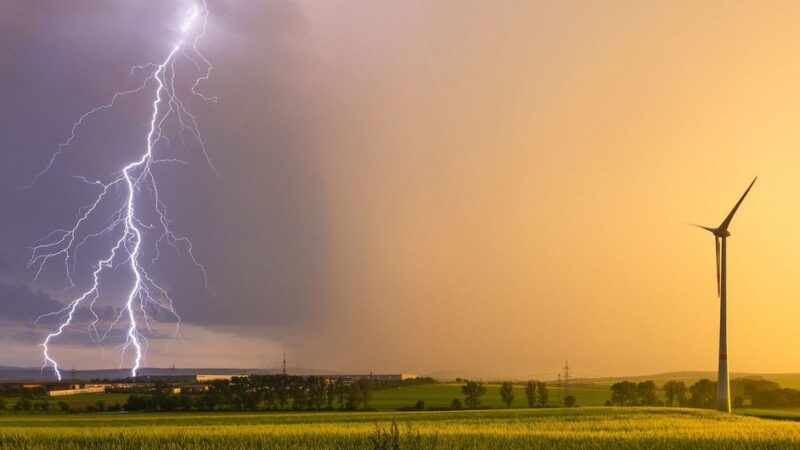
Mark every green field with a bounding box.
[372,383,610,409]
[0,383,611,413]
[737,408,800,420]
[4,382,800,449]
[1,393,129,411]
[2,407,800,449]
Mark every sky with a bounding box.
[2,0,800,379]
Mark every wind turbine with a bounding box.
[691,177,756,412]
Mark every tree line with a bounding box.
[608,377,800,409]
[124,375,433,412]
[607,379,710,407]
[457,380,554,409]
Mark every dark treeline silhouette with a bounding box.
[123,375,433,412]
[452,380,553,410]
[0,386,52,411]
[733,378,800,408]
[0,385,47,399]
[499,382,515,408]
[608,379,715,408]
[461,380,487,408]
[524,380,550,407]
[607,377,800,409]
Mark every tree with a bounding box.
[688,379,716,409]
[355,378,373,409]
[345,384,361,410]
[537,381,549,407]
[735,378,780,405]
[564,395,576,407]
[500,382,515,408]
[750,389,800,408]
[202,390,221,411]
[461,381,487,408]
[525,381,537,408]
[451,398,462,410]
[307,376,326,410]
[58,401,69,412]
[291,380,308,410]
[635,381,659,406]
[326,379,336,409]
[179,394,194,411]
[124,395,151,411]
[335,377,346,409]
[275,375,290,409]
[610,381,637,406]
[13,398,32,411]
[663,381,688,407]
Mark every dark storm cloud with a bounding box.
[0,254,13,274]
[0,281,123,330]
[0,0,328,334]
[0,282,61,322]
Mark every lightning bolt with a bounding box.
[29,2,215,380]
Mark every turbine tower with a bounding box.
[691,177,756,412]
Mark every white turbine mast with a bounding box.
[690,176,756,413]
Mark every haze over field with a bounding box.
[2,1,800,378]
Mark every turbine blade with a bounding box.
[719,177,757,231]
[715,237,721,297]
[686,223,718,234]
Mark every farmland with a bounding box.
[2,407,800,449]
[3,381,800,449]
[0,382,614,413]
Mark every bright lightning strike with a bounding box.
[29,1,215,380]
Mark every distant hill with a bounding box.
[567,372,800,389]
[0,366,330,382]
[424,370,800,389]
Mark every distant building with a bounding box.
[49,384,107,396]
[196,374,247,382]
[181,384,210,394]
[0,382,110,397]
[332,374,417,383]
[135,374,198,383]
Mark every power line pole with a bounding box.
[563,361,571,399]
[282,353,287,375]
[557,373,562,404]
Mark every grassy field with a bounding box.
[0,383,612,412]
[2,407,800,449]
[1,393,129,410]
[373,383,610,409]
[737,408,800,420]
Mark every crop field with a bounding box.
[0,383,611,413]
[374,383,611,409]
[2,407,800,449]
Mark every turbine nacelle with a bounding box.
[695,226,731,238]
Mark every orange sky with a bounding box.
[282,0,800,377]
